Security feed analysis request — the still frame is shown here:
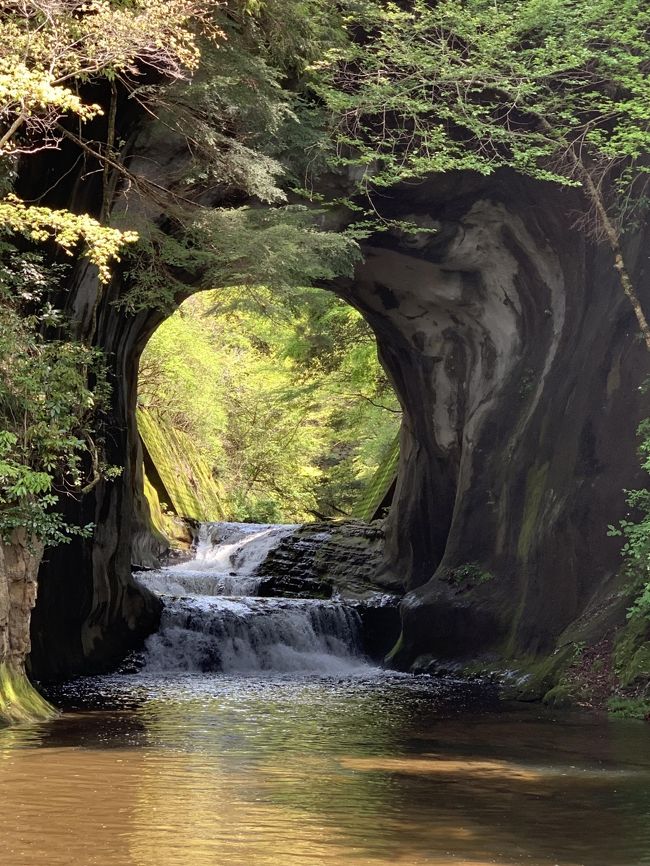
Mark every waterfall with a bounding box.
[143,597,365,674]
[134,522,369,675]
[136,522,299,598]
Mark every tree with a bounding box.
[0,0,361,545]
[0,0,221,276]
[314,0,650,347]
[0,0,226,545]
[0,247,113,544]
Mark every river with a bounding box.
[0,523,648,866]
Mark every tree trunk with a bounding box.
[0,533,56,725]
[572,159,650,351]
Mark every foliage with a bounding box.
[0,0,358,546]
[0,0,223,548]
[138,407,225,522]
[117,0,356,313]
[122,205,360,312]
[0,0,221,276]
[0,245,110,544]
[609,419,650,623]
[314,0,650,199]
[607,697,650,721]
[312,0,650,344]
[0,0,218,155]
[138,286,400,522]
[0,196,137,283]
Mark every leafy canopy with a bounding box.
[0,0,221,544]
[312,0,650,347]
[314,0,650,202]
[609,418,650,624]
[0,0,221,278]
[0,246,111,543]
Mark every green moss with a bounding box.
[500,645,575,701]
[0,663,57,725]
[542,683,576,708]
[138,408,225,522]
[439,562,493,589]
[385,631,405,665]
[614,614,650,688]
[143,471,171,539]
[354,433,400,521]
[517,462,549,560]
[607,697,650,720]
[621,644,650,687]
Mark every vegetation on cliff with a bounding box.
[608,420,650,712]
[2,0,650,543]
[138,286,400,522]
[0,0,221,548]
[316,0,650,346]
[0,0,226,723]
[0,250,111,545]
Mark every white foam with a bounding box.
[142,597,368,675]
[135,521,298,598]
[135,521,371,676]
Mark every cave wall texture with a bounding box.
[347,172,650,671]
[24,123,650,681]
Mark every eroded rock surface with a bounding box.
[344,173,650,674]
[22,129,650,687]
[252,520,402,660]
[255,521,390,598]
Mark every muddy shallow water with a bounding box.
[0,672,648,866]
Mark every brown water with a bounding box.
[0,673,648,866]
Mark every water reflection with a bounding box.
[0,673,648,866]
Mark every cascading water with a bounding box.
[134,522,369,675]
[136,522,299,598]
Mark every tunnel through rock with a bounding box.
[134,285,401,532]
[28,168,650,688]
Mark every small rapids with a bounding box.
[143,597,366,675]
[136,522,299,598]
[134,521,371,676]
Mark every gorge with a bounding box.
[3,515,650,866]
[21,169,650,703]
[1,2,650,861]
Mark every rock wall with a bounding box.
[29,262,165,678]
[255,520,402,662]
[256,521,389,598]
[27,124,196,678]
[0,536,55,723]
[342,172,650,675]
[21,113,650,686]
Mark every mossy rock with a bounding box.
[614,615,650,688]
[0,664,57,726]
[501,646,574,701]
[542,683,576,709]
[354,433,399,521]
[619,643,650,688]
[138,408,225,522]
[385,631,406,666]
[608,697,650,721]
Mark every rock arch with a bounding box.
[26,159,650,682]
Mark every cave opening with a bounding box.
[125,283,406,674]
[134,284,402,536]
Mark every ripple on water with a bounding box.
[0,672,649,866]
